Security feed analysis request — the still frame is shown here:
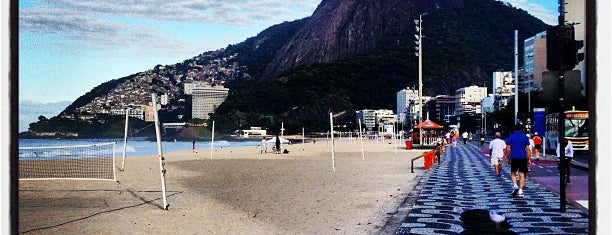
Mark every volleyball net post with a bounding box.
[152,93,169,210]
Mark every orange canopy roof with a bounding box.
[414,120,443,129]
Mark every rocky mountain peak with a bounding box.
[263,0,463,78]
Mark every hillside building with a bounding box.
[191,85,229,120]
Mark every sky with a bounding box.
[17,0,558,132]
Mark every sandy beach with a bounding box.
[18,138,428,234]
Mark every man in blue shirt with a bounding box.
[504,124,532,197]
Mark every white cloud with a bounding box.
[26,0,320,25]
[19,0,321,58]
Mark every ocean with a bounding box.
[18,138,262,158]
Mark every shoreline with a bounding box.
[19,139,428,234]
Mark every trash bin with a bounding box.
[424,151,434,169]
[405,140,412,150]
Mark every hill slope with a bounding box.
[214,0,549,133]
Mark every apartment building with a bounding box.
[192,85,229,120]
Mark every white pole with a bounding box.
[359,119,364,160]
[330,113,336,173]
[151,94,168,210]
[210,120,215,159]
[302,127,305,151]
[121,108,129,171]
[281,122,284,137]
[418,13,424,148]
[514,30,519,124]
[394,122,398,155]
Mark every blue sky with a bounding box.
[18,0,558,132]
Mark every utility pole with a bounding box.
[514,30,519,125]
[558,0,567,212]
[415,13,427,147]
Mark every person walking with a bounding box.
[504,124,531,198]
[489,132,506,180]
[275,134,281,154]
[260,137,268,154]
[526,134,535,171]
[532,132,542,160]
[462,131,468,144]
[557,138,574,184]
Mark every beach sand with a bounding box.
[18,138,428,234]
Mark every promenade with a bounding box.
[395,142,589,234]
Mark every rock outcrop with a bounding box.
[263,0,463,78]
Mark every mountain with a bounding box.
[263,0,463,78]
[213,0,549,133]
[50,0,549,137]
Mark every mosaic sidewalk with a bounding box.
[396,143,589,234]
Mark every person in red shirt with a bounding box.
[532,132,543,160]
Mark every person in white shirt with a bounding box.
[462,131,468,144]
[526,134,535,171]
[260,137,268,154]
[489,132,507,180]
[557,139,574,183]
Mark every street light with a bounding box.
[415,13,427,146]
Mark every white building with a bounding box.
[492,71,515,109]
[455,86,487,115]
[396,87,418,123]
[356,109,395,131]
[396,87,431,125]
[108,105,145,120]
[192,85,229,120]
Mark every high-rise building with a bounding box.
[455,86,487,115]
[524,31,547,91]
[492,71,515,109]
[355,109,395,131]
[396,87,419,124]
[423,95,456,124]
[192,85,229,120]
[565,0,586,90]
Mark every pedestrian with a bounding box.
[532,132,542,160]
[260,136,267,154]
[192,140,196,150]
[489,132,506,180]
[526,133,535,171]
[504,123,531,198]
[462,131,468,144]
[479,132,485,147]
[468,132,473,143]
[557,138,574,184]
[275,134,281,154]
[445,131,451,146]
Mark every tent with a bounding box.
[412,120,443,146]
[413,120,443,129]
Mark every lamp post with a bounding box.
[415,12,428,146]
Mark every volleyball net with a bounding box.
[19,142,117,181]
